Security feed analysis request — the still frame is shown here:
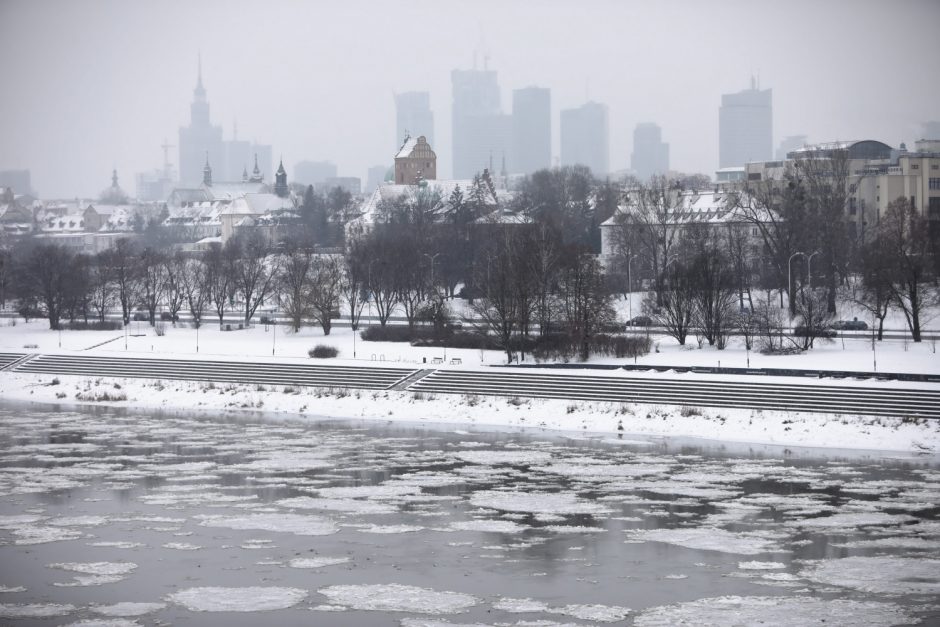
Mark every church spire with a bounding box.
[194,53,206,100]
[248,153,263,183]
[274,157,288,198]
[112,168,119,188]
[203,152,212,186]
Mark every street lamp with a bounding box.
[787,251,806,316]
[806,251,821,292]
[423,252,441,298]
[271,305,277,356]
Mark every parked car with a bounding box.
[830,319,868,331]
[793,325,837,338]
[626,315,654,327]
[132,312,148,321]
[159,312,179,322]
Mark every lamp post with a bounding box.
[271,305,276,356]
[787,251,806,317]
[195,320,199,353]
[806,251,821,293]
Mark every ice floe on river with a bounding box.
[633,595,915,626]
[167,586,307,612]
[317,583,478,614]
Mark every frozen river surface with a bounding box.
[0,403,939,626]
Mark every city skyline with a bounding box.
[2,0,939,197]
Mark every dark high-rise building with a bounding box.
[560,101,609,177]
[511,86,551,175]
[451,68,509,179]
[631,123,669,180]
[179,57,224,187]
[395,92,434,151]
[719,79,773,168]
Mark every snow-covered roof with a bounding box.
[354,179,504,226]
[601,189,764,227]
[395,136,418,159]
[41,213,86,233]
[207,181,268,201]
[165,201,224,226]
[220,193,294,217]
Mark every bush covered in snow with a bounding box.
[309,345,339,358]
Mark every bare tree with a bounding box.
[880,198,936,342]
[754,293,786,353]
[205,242,234,329]
[309,255,346,335]
[655,261,695,346]
[343,238,368,331]
[138,247,166,326]
[559,253,615,360]
[105,238,140,325]
[163,252,187,326]
[846,238,893,340]
[18,243,73,330]
[89,252,115,323]
[790,289,835,350]
[231,233,279,325]
[278,241,314,332]
[180,257,211,328]
[688,228,738,348]
[469,232,519,363]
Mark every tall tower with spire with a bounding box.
[179,55,224,186]
[203,153,213,186]
[274,158,288,198]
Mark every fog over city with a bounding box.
[2,0,939,198]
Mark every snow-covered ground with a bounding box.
[1,317,939,454]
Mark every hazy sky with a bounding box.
[2,0,939,198]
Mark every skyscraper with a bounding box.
[719,79,773,168]
[560,101,609,177]
[511,86,551,175]
[631,123,669,180]
[451,68,509,179]
[179,57,223,187]
[395,92,434,151]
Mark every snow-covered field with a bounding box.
[2,317,940,453]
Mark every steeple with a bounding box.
[248,153,264,183]
[203,152,213,186]
[242,165,248,183]
[274,158,288,198]
[190,54,210,126]
[111,168,119,188]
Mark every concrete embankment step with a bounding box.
[407,369,940,419]
[12,354,417,391]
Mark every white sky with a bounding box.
[1,0,938,198]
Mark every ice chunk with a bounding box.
[800,556,940,595]
[455,451,553,466]
[626,528,786,555]
[738,561,786,570]
[634,595,913,626]
[318,583,478,614]
[288,556,350,568]
[493,597,550,613]
[167,586,306,612]
[785,512,916,529]
[0,603,77,617]
[554,603,632,622]
[470,490,612,515]
[196,513,338,536]
[450,520,527,533]
[91,602,165,617]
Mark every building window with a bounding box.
[911,164,920,170]
[932,164,939,170]
[747,173,761,181]
[929,178,940,190]
[929,198,940,221]
[849,197,857,215]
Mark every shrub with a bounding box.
[309,344,339,358]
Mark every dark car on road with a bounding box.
[830,319,868,331]
[626,315,654,327]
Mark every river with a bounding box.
[0,402,938,625]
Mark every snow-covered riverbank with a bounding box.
[3,370,939,455]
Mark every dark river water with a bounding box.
[0,401,938,626]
